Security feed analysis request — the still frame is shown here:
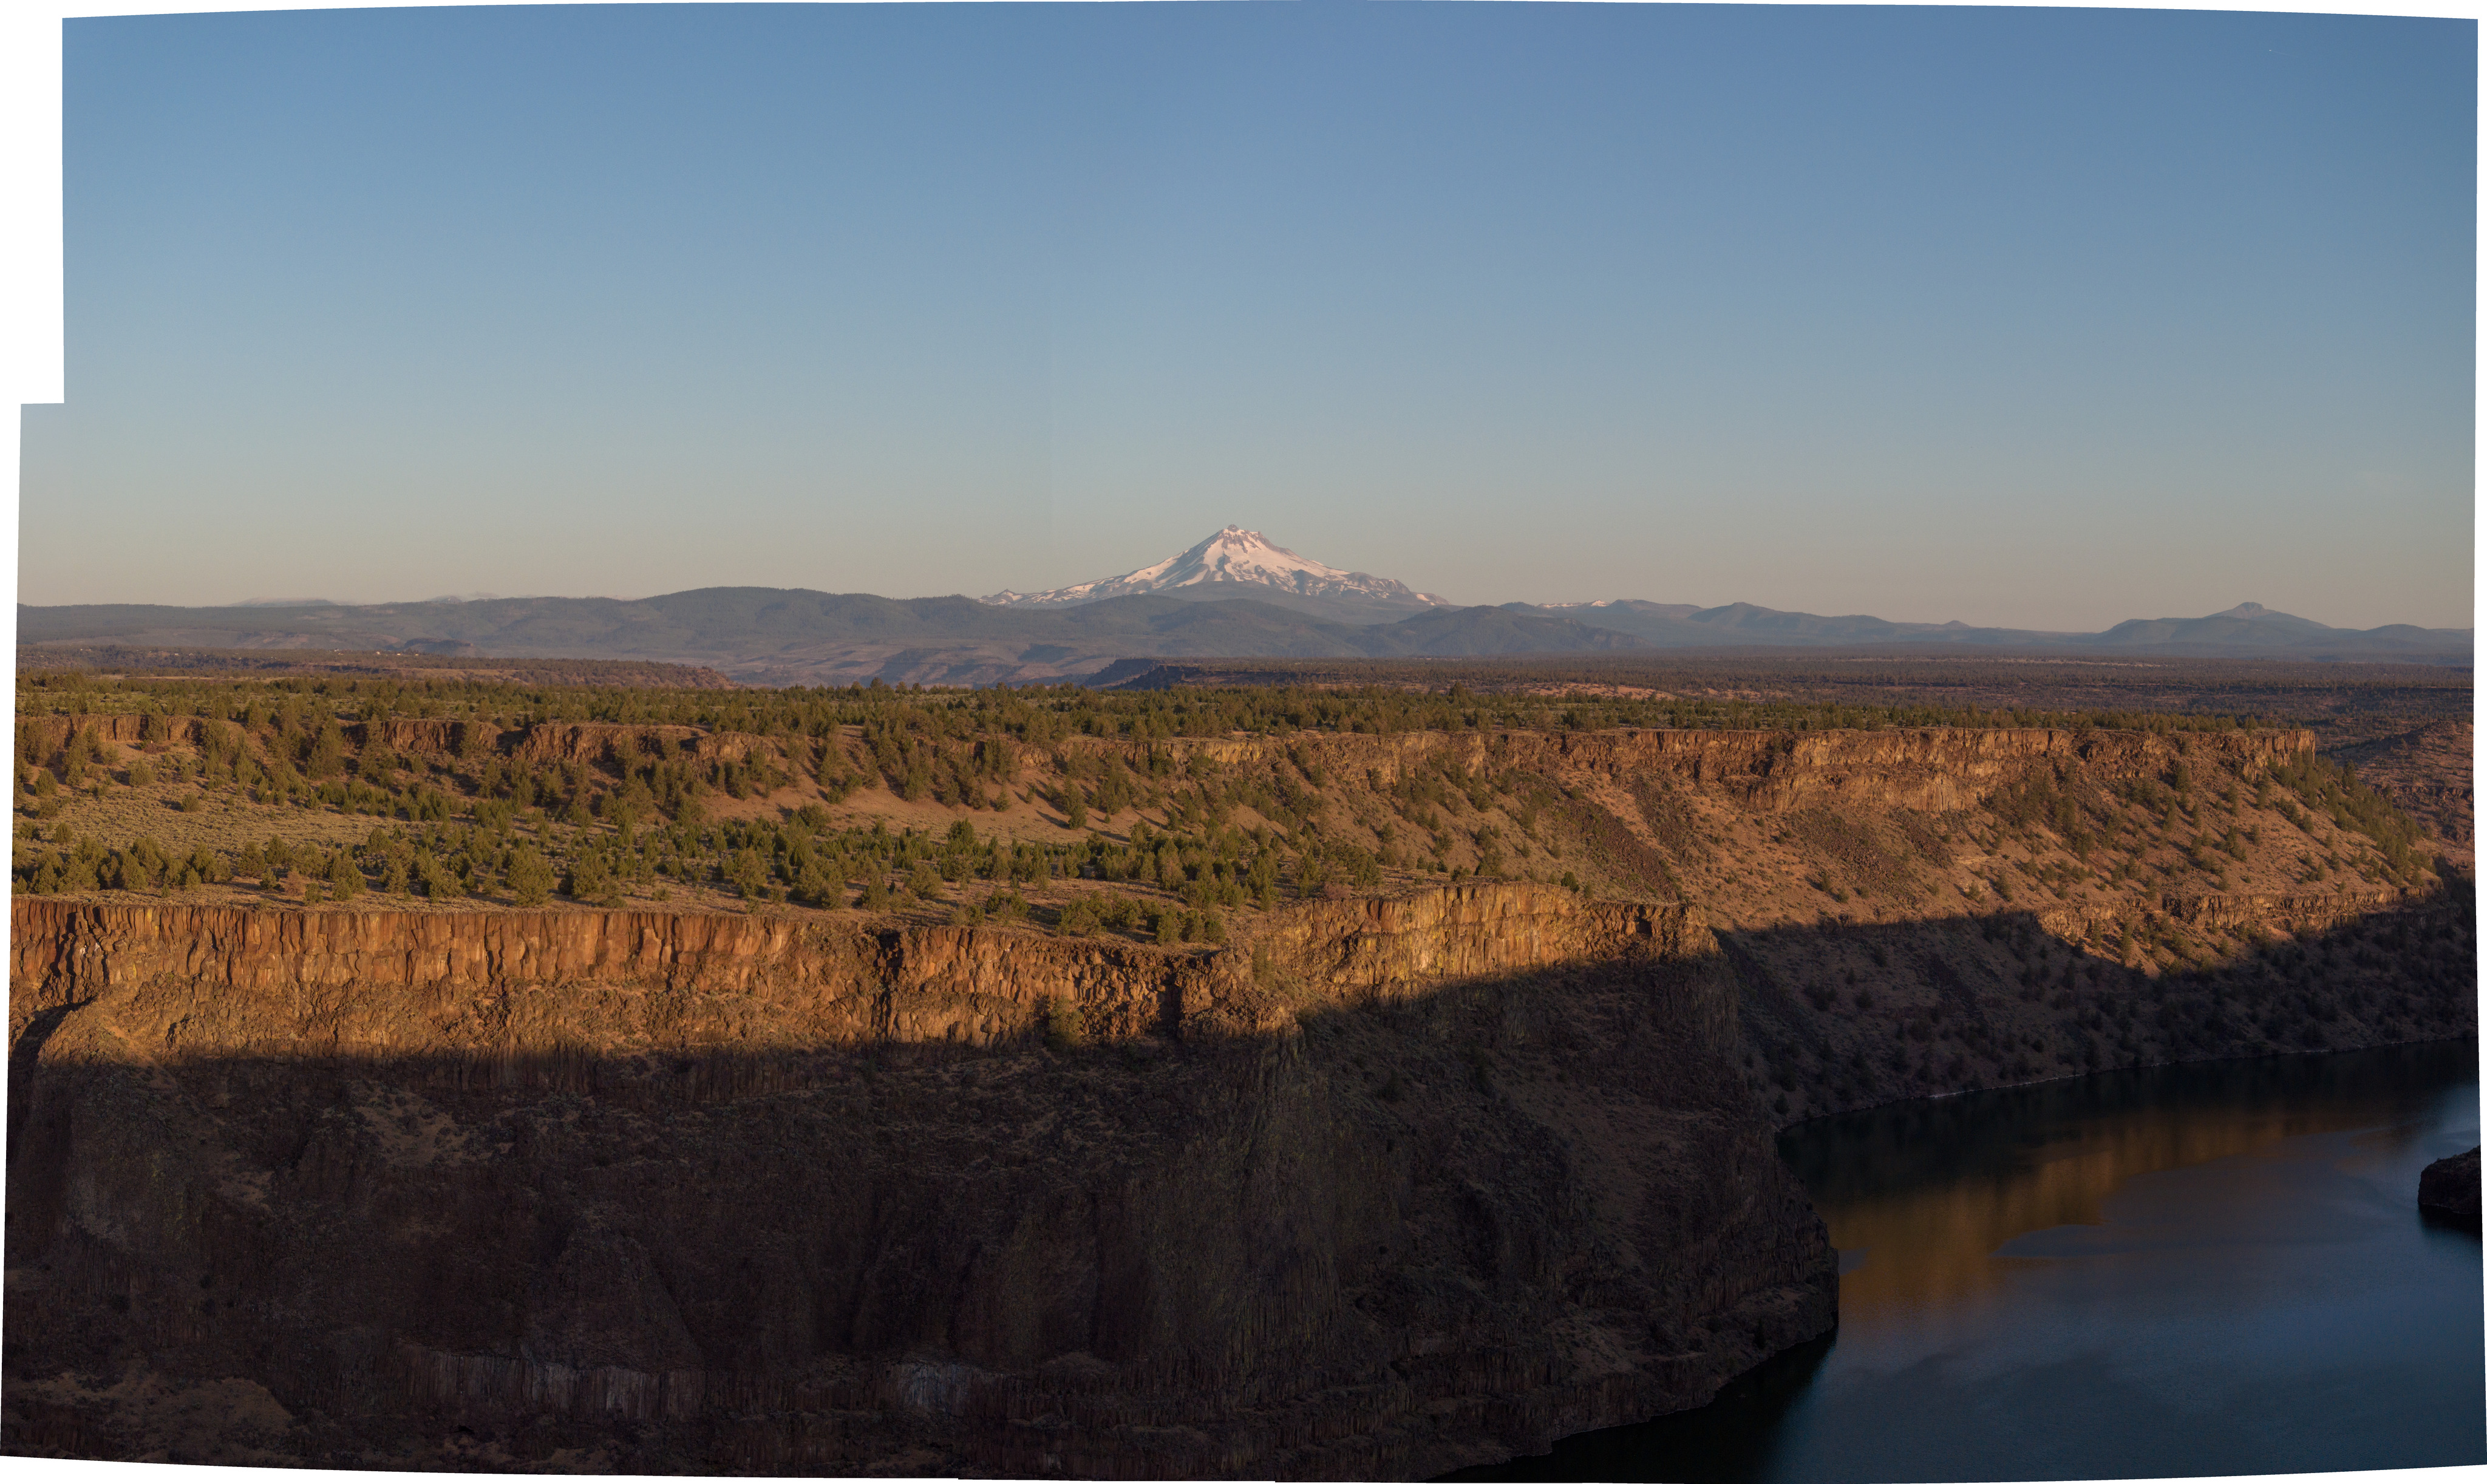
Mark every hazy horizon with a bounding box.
[17,5,2475,630]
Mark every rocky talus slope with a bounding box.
[4,887,1834,1477]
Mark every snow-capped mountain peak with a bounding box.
[983,526,1449,612]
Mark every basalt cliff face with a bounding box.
[8,719,2477,1477]
[5,887,1832,1477]
[1077,724,2318,816]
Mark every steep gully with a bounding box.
[3,730,2473,1475]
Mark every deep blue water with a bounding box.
[1455,1042,2483,1482]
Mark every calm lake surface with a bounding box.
[1458,1041,2483,1483]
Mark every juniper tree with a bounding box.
[505,844,554,907]
[305,721,348,780]
[722,848,769,900]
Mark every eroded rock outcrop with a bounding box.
[4,886,1831,1477]
[2419,1146,2481,1221]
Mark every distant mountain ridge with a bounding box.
[20,557,2468,687]
[970,528,2466,661]
[1496,598,2469,660]
[17,590,1639,688]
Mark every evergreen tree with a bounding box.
[305,721,348,780]
[726,848,769,899]
[416,851,463,900]
[505,844,555,907]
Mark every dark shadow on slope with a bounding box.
[1710,874,2475,1131]
[1,945,1823,1480]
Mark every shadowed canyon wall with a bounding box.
[5,718,2474,1477]
[1717,882,2473,1126]
[5,887,1832,1477]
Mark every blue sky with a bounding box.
[17,3,2475,630]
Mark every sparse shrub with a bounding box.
[1043,995,1085,1052]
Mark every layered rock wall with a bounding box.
[1064,726,2316,813]
[5,887,1827,1478]
[9,886,1696,1055]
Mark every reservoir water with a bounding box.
[1456,1041,2484,1482]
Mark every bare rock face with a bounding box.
[2419,1147,2481,1220]
[4,886,1834,1478]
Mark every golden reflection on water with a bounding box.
[1815,1078,2446,1314]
